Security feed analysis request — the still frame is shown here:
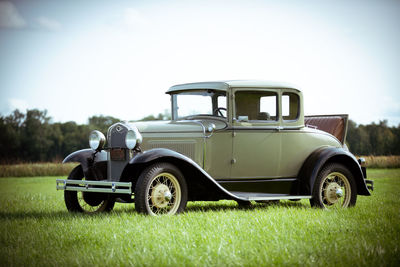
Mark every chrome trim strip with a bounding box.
[217,178,297,182]
[246,195,312,201]
[232,194,312,201]
[227,126,304,131]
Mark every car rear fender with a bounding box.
[126,148,244,201]
[298,146,370,196]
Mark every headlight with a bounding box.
[89,130,106,150]
[125,126,142,150]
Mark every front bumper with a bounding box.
[56,179,132,194]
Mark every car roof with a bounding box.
[166,80,301,94]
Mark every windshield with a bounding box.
[172,90,227,119]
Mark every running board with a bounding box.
[56,179,132,194]
[231,192,312,201]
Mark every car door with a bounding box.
[230,89,281,179]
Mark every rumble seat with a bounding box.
[304,115,348,143]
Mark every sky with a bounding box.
[0,0,399,126]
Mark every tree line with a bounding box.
[347,119,400,155]
[0,109,399,163]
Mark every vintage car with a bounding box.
[57,80,373,215]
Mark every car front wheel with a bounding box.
[64,165,115,213]
[135,163,188,215]
[310,163,357,209]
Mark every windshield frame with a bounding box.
[170,90,227,120]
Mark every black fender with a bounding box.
[127,148,245,202]
[298,146,370,196]
[63,149,108,179]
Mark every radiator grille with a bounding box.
[143,140,196,160]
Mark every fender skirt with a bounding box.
[129,148,247,202]
[298,147,371,196]
[63,149,107,178]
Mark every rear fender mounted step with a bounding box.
[56,179,132,194]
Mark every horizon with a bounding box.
[1,105,397,127]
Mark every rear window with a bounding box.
[282,93,299,121]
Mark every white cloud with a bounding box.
[122,8,148,28]
[36,16,61,31]
[0,1,26,29]
[8,98,28,111]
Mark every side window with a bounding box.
[260,95,277,119]
[282,93,299,121]
[217,96,226,106]
[235,91,277,122]
[215,94,227,117]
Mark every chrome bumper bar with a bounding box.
[56,179,132,194]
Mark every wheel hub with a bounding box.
[324,182,341,205]
[336,188,344,198]
[151,184,172,208]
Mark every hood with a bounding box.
[133,120,204,133]
[133,119,228,134]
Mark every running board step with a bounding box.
[56,179,132,194]
[231,192,312,201]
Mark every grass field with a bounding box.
[0,169,399,266]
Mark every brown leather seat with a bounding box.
[305,116,345,143]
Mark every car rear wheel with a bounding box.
[135,163,188,215]
[310,163,357,209]
[64,166,115,213]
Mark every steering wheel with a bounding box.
[214,107,227,117]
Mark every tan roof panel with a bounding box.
[167,80,300,93]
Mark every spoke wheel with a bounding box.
[64,166,115,213]
[75,191,109,213]
[310,163,357,209]
[321,172,350,207]
[135,163,187,216]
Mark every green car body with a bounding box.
[57,80,373,215]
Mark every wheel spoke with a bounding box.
[143,170,183,215]
[319,170,352,209]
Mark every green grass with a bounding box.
[0,169,399,266]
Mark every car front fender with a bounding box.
[63,148,107,175]
[129,148,245,202]
[298,146,371,196]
